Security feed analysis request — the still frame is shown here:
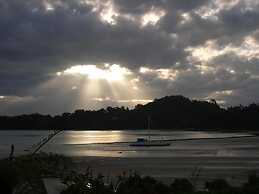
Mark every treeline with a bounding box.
[0,95,259,130]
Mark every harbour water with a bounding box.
[1,130,258,185]
[0,130,257,158]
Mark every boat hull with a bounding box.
[129,142,171,146]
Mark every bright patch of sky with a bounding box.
[139,67,178,80]
[186,36,259,63]
[61,64,131,81]
[141,7,166,26]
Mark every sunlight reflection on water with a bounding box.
[0,130,257,158]
[41,130,257,158]
[58,130,124,144]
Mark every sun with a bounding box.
[62,64,131,81]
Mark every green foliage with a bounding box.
[242,172,259,194]
[114,174,171,194]
[0,160,19,194]
[171,178,194,194]
[61,170,259,194]
[0,153,71,194]
[61,168,113,194]
[205,179,235,194]
[14,152,71,178]
[1,153,259,194]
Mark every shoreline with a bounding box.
[0,128,258,132]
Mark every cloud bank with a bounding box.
[1,0,259,114]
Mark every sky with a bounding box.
[1,0,259,115]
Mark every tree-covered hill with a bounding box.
[0,95,259,130]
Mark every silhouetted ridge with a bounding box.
[0,95,259,130]
[132,95,224,129]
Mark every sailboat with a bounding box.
[129,116,171,146]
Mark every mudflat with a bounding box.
[71,136,259,187]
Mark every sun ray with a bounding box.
[52,63,151,110]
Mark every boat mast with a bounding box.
[148,116,151,130]
[148,116,151,140]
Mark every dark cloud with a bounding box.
[0,0,259,114]
[0,0,184,72]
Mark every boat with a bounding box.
[129,116,171,146]
[129,138,171,146]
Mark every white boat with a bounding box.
[129,138,171,146]
[129,116,171,146]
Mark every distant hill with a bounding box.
[0,95,259,130]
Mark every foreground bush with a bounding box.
[115,174,171,194]
[1,154,259,194]
[61,171,259,194]
[242,172,259,194]
[61,168,113,194]
[0,160,19,194]
[171,178,194,194]
[0,153,71,194]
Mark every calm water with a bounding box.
[1,130,258,186]
[0,130,257,158]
